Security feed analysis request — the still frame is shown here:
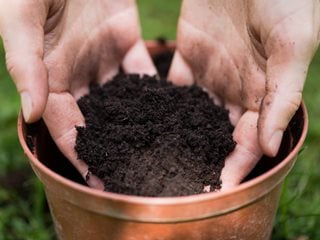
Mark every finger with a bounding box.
[168,50,194,86]
[258,61,307,157]
[122,39,157,76]
[259,37,316,156]
[0,1,48,123]
[221,111,263,190]
[258,5,319,156]
[224,102,244,126]
[43,92,104,190]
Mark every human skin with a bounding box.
[0,0,156,189]
[169,0,320,189]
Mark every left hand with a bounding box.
[0,0,156,189]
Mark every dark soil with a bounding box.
[75,73,236,197]
[153,37,174,78]
[153,51,174,78]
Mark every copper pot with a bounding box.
[18,41,308,240]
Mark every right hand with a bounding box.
[0,0,156,189]
[170,0,320,190]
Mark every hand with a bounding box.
[0,0,156,189]
[170,0,320,190]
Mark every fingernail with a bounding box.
[86,171,105,190]
[268,130,283,156]
[21,92,32,122]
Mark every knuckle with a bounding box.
[5,53,35,84]
[286,91,302,110]
[5,53,21,78]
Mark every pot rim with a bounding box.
[17,102,308,206]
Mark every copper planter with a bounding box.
[18,41,308,240]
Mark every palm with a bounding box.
[44,0,151,98]
[175,0,318,118]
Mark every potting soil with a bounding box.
[153,50,173,78]
[75,73,236,197]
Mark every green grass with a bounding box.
[0,1,320,239]
[138,0,181,40]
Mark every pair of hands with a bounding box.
[0,0,319,191]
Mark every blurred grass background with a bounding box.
[0,1,319,239]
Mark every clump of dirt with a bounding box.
[75,74,236,197]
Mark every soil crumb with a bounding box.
[75,74,236,197]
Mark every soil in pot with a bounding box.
[75,72,236,197]
[153,50,173,78]
[75,44,236,197]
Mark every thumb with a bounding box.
[168,50,194,86]
[258,9,319,156]
[259,60,308,157]
[221,111,263,190]
[0,1,48,123]
[122,39,157,76]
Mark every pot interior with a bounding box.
[24,106,304,188]
[22,42,305,189]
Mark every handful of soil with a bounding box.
[75,74,236,197]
